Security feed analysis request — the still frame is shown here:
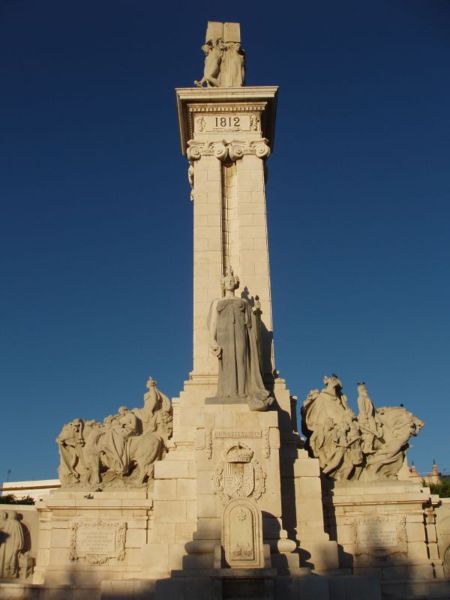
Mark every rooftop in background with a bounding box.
[0,479,61,502]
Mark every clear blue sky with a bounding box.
[1,0,449,482]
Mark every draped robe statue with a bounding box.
[208,268,273,412]
[0,511,24,579]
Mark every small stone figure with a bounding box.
[57,378,173,489]
[208,267,273,411]
[0,511,24,579]
[101,406,139,475]
[302,376,423,481]
[194,22,246,88]
[194,40,223,87]
[357,382,382,454]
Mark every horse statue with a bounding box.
[57,378,173,489]
[302,376,424,481]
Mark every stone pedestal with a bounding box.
[33,491,153,588]
[324,480,446,581]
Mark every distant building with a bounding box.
[409,461,449,486]
[0,479,60,502]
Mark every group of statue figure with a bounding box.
[302,375,424,481]
[57,379,173,489]
[195,38,245,88]
[0,511,24,579]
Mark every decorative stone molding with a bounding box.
[213,442,266,504]
[186,138,270,163]
[69,520,127,566]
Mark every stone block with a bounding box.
[154,460,190,479]
[276,574,330,600]
[175,521,196,542]
[153,479,177,500]
[193,518,221,540]
[406,540,429,561]
[169,543,187,570]
[125,528,146,548]
[426,524,437,543]
[177,479,197,500]
[197,471,214,495]
[197,494,218,518]
[186,500,197,521]
[151,522,175,543]
[260,492,281,517]
[336,524,356,546]
[155,575,213,600]
[142,542,169,575]
[406,522,426,543]
[50,528,70,548]
[303,540,339,571]
[183,555,216,572]
[328,576,381,600]
[297,477,322,497]
[293,458,320,477]
[154,500,187,523]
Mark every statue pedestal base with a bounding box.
[324,480,444,580]
[33,490,153,587]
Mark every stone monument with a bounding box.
[2,20,449,600]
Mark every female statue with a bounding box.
[208,268,273,411]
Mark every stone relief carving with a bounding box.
[213,442,266,503]
[194,22,245,88]
[69,520,126,565]
[0,511,24,579]
[57,377,173,489]
[222,499,264,569]
[302,375,424,481]
[207,267,273,411]
[187,139,270,163]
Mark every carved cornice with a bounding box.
[187,139,270,162]
[176,86,278,156]
[188,103,266,113]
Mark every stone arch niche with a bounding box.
[222,498,264,569]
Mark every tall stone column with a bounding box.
[176,86,278,384]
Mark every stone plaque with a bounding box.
[195,115,252,133]
[69,520,126,565]
[355,517,406,556]
[222,498,264,568]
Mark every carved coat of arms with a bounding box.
[213,443,265,503]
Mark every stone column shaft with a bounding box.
[176,87,278,382]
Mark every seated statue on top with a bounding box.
[56,378,172,489]
[302,375,423,481]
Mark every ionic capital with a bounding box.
[186,138,271,163]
